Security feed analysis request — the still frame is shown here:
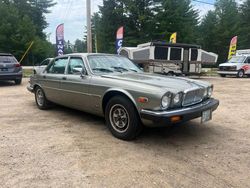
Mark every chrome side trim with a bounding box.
[42,86,101,98]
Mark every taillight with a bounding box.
[15,63,21,67]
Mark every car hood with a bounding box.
[102,73,210,92]
[219,62,238,66]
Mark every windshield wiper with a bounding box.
[112,66,129,72]
[129,69,138,72]
[112,66,138,72]
[92,68,114,73]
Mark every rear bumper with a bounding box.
[0,73,22,80]
[140,98,219,127]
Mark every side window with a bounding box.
[170,48,182,61]
[67,57,85,75]
[247,58,250,64]
[41,59,50,66]
[47,58,68,74]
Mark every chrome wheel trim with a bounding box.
[109,104,130,133]
[36,89,44,106]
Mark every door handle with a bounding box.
[62,77,67,80]
[43,75,46,79]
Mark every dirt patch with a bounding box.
[0,78,250,187]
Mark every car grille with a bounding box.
[182,88,205,107]
[219,66,236,71]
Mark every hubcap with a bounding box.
[36,89,44,106]
[239,71,244,77]
[109,104,130,133]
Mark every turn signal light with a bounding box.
[138,97,149,103]
[170,116,181,123]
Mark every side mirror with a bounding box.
[80,68,87,78]
[72,67,82,75]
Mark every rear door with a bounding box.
[0,55,19,74]
[40,57,69,104]
[60,56,92,111]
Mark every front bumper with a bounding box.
[140,98,219,126]
[27,84,34,93]
[217,71,237,75]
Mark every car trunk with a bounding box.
[0,56,20,74]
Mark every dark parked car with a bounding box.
[0,53,22,84]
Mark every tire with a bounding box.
[35,86,51,110]
[105,96,143,140]
[220,74,226,77]
[14,78,22,85]
[237,70,244,78]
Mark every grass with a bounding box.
[23,69,33,78]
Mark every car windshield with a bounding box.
[87,55,142,74]
[228,56,245,63]
[0,56,17,63]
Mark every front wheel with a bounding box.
[220,74,226,77]
[105,96,142,140]
[237,70,244,78]
[35,86,51,110]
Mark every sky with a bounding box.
[43,0,229,44]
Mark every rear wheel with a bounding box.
[237,70,244,78]
[105,96,142,140]
[14,78,22,85]
[35,86,51,110]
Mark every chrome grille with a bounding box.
[182,88,205,107]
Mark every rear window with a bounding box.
[0,56,17,63]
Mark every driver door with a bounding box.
[60,56,92,112]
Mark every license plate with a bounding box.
[0,68,8,72]
[201,109,212,123]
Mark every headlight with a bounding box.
[203,88,208,97]
[173,93,181,104]
[207,87,213,97]
[161,93,172,109]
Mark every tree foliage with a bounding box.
[0,0,56,65]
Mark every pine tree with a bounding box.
[214,0,240,63]
[154,0,199,43]
[239,0,250,49]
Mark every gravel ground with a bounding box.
[0,77,250,188]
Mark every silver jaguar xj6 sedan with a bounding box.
[27,53,219,140]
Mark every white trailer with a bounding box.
[119,42,218,75]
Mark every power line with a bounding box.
[192,0,215,6]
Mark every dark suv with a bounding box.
[0,53,22,84]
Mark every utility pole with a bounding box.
[86,0,92,53]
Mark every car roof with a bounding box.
[54,53,118,59]
[0,53,13,56]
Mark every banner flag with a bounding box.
[56,24,64,56]
[170,32,177,44]
[228,36,237,60]
[116,26,124,54]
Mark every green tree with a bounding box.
[154,0,199,43]
[215,0,240,63]
[0,1,56,65]
[199,11,219,54]
[74,39,86,53]
[239,0,250,49]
